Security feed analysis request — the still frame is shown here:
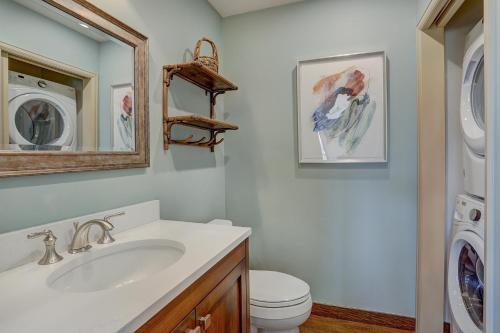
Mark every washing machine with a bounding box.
[460,23,485,198]
[8,71,77,151]
[448,194,484,333]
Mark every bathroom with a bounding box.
[0,0,497,332]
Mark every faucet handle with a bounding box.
[27,230,55,242]
[104,211,125,222]
[27,230,63,265]
[97,211,124,244]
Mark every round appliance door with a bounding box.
[8,93,73,147]
[448,230,484,333]
[461,34,485,156]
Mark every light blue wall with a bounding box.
[97,40,134,150]
[0,0,419,318]
[0,0,226,233]
[223,0,417,316]
[0,0,100,72]
[418,0,432,23]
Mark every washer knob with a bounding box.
[469,208,482,222]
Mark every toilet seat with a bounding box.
[250,270,312,320]
[250,271,310,307]
[250,270,310,307]
[251,295,312,320]
[251,293,311,308]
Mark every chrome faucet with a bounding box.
[68,212,124,254]
[27,230,64,265]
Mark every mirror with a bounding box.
[0,0,149,176]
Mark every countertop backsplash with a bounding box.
[0,200,160,273]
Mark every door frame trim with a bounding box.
[416,1,468,333]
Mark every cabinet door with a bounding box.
[171,310,198,333]
[196,261,248,333]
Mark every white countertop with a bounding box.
[0,220,251,333]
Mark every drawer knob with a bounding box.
[199,314,212,330]
[186,327,201,333]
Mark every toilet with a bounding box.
[250,270,312,333]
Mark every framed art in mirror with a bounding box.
[0,0,149,177]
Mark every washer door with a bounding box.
[461,33,485,156]
[448,230,484,333]
[8,93,73,147]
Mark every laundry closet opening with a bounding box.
[416,0,485,332]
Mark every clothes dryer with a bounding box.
[460,27,485,198]
[8,71,77,151]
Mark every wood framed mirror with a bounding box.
[0,0,149,177]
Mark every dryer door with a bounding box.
[448,230,484,333]
[8,93,73,148]
[461,34,485,156]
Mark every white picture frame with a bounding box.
[110,83,135,151]
[297,51,388,164]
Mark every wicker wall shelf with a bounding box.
[166,115,238,148]
[162,61,239,151]
[167,115,238,131]
[164,62,237,93]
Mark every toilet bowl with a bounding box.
[250,270,312,333]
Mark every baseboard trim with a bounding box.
[312,303,451,332]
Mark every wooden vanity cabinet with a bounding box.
[171,311,196,333]
[136,239,249,333]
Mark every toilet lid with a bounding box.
[250,270,310,308]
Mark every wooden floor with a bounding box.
[300,315,413,333]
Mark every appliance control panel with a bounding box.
[455,194,484,225]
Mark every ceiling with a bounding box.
[208,0,303,17]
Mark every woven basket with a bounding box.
[194,37,219,73]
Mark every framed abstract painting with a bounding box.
[297,51,388,163]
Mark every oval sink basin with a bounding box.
[48,239,185,293]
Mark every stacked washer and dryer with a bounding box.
[448,21,485,333]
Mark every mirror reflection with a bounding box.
[0,0,135,152]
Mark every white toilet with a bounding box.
[250,270,312,333]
